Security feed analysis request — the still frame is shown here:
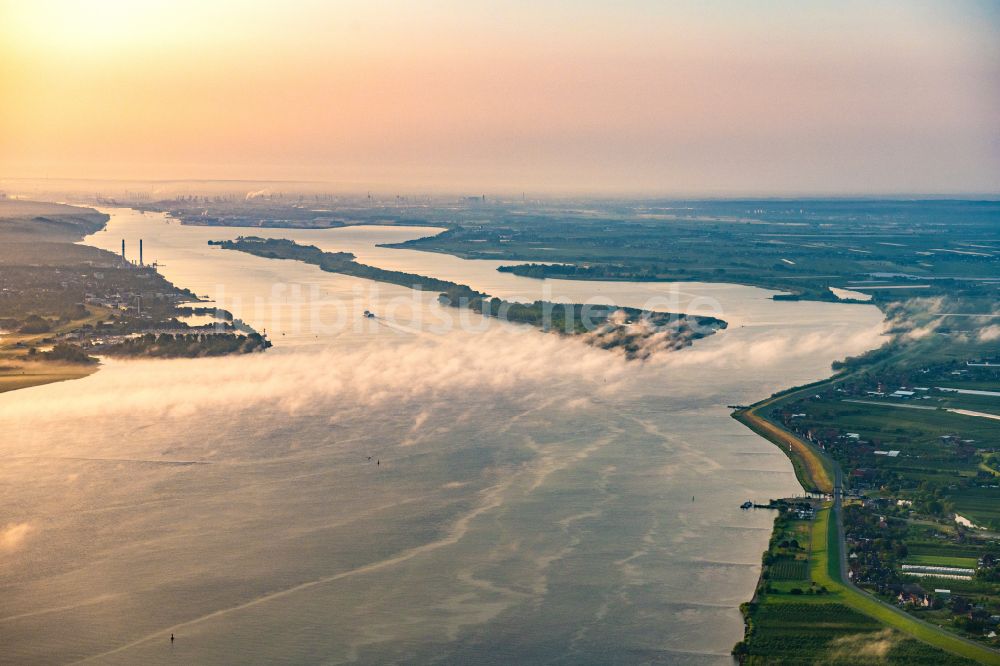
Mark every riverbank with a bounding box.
[0,360,97,394]
[0,297,110,394]
[734,355,1000,664]
[733,389,836,495]
[0,201,272,396]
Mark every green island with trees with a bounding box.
[210,236,727,359]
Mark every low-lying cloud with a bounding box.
[0,522,33,552]
[649,324,886,371]
[0,327,632,424]
[978,324,1000,342]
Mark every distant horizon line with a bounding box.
[1,176,998,201]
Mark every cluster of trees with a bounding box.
[32,342,97,364]
[497,262,668,281]
[843,504,912,592]
[952,602,1000,635]
[438,286,608,333]
[977,554,1000,583]
[102,332,270,358]
[17,314,52,334]
[175,306,234,321]
[3,306,92,335]
[438,286,723,342]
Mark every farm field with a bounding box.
[904,554,981,568]
[740,504,985,664]
[380,199,1000,304]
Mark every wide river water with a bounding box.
[0,209,885,664]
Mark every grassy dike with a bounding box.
[734,393,835,495]
[734,388,1000,664]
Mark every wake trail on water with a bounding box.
[70,477,515,664]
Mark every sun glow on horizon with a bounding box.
[2,0,998,194]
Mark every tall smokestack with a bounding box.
[139,239,143,266]
[121,239,125,261]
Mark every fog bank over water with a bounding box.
[0,210,885,664]
[0,328,631,423]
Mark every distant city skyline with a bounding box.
[1,0,998,195]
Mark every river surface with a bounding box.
[0,209,885,664]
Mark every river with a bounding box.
[0,208,885,664]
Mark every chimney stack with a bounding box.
[139,239,143,266]
[121,239,125,261]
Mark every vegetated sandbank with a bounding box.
[209,236,728,360]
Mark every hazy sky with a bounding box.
[1,0,998,194]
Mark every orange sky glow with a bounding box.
[1,0,998,194]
